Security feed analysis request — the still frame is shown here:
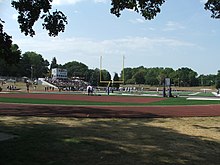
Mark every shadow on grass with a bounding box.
[0,117,219,165]
[0,105,165,118]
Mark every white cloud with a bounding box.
[12,14,18,20]
[135,18,145,23]
[94,0,108,3]
[52,0,108,5]
[15,36,195,56]
[52,0,84,5]
[13,35,196,74]
[148,27,155,31]
[130,18,145,24]
[0,0,6,5]
[199,0,207,4]
[163,21,185,31]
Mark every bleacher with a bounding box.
[45,78,88,91]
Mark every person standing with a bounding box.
[87,85,93,95]
[26,82,30,93]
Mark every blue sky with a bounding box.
[0,0,219,76]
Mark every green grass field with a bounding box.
[0,96,220,106]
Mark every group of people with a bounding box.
[46,78,87,91]
[44,86,55,92]
[7,85,17,91]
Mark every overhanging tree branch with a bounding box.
[110,0,165,20]
[9,0,220,37]
[11,0,67,37]
[205,0,220,19]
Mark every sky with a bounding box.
[0,0,220,76]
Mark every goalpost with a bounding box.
[99,56,125,85]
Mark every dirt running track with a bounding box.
[0,93,220,118]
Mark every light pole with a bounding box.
[31,65,33,80]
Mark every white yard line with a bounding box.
[188,92,201,96]
[187,97,220,101]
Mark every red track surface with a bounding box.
[0,93,220,118]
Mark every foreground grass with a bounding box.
[0,117,219,165]
[0,96,220,106]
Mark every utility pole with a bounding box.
[31,65,33,80]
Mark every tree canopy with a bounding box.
[216,70,220,89]
[19,51,49,78]
[8,0,220,37]
[0,20,15,64]
[121,66,201,87]
[11,0,67,37]
[50,57,59,70]
[63,61,89,78]
[0,49,219,87]
[205,0,220,18]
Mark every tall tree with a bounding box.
[215,70,220,89]
[50,57,58,70]
[198,74,216,86]
[88,68,100,86]
[113,72,120,89]
[0,44,21,76]
[133,70,146,84]
[100,69,111,81]
[145,69,159,86]
[18,52,31,77]
[10,44,22,63]
[0,20,15,64]
[63,61,89,78]
[19,51,49,78]
[176,67,198,87]
[158,67,175,85]
[123,68,133,84]
[99,69,111,86]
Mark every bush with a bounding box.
[0,87,2,92]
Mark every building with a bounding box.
[51,68,68,79]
